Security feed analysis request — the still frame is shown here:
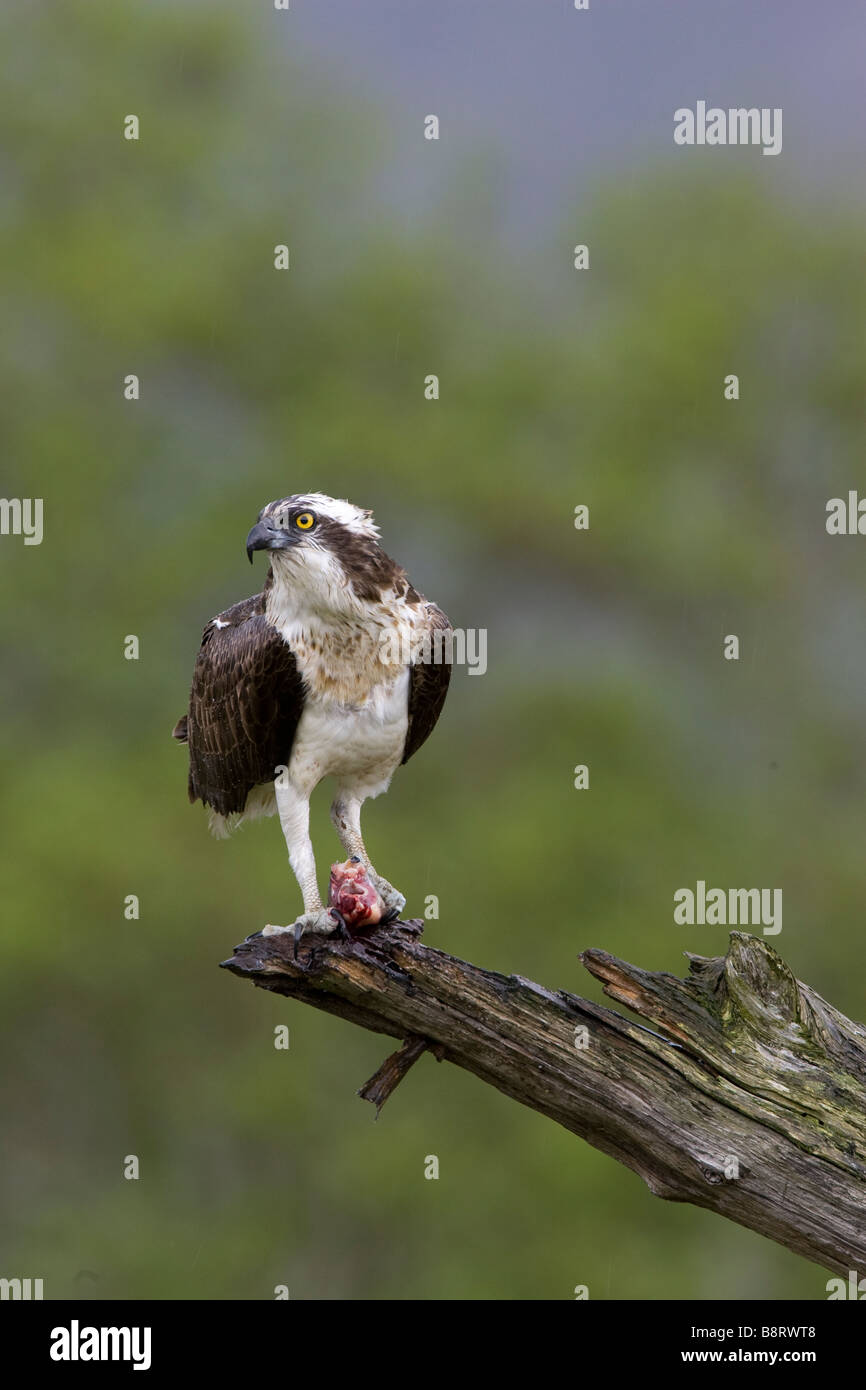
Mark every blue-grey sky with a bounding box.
[287,1,866,237]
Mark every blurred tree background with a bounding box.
[1,0,865,1299]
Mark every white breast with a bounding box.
[288,667,410,799]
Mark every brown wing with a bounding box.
[402,603,452,764]
[174,593,305,817]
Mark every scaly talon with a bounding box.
[366,871,406,919]
[262,908,343,958]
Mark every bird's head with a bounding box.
[246,493,379,563]
[246,493,407,612]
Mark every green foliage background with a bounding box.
[1,1,864,1299]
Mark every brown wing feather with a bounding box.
[402,603,452,764]
[176,593,305,816]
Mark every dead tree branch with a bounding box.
[221,921,866,1274]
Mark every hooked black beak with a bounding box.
[246,520,291,564]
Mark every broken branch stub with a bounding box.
[222,924,866,1273]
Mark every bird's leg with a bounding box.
[330,794,406,920]
[264,782,341,953]
[329,794,369,864]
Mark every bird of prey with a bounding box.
[173,493,451,948]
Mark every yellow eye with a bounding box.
[295,512,315,530]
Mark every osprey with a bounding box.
[173,493,451,948]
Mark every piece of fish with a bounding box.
[328,856,387,934]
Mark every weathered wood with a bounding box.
[221,922,866,1274]
[357,1034,436,1114]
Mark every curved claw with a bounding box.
[262,908,344,960]
[293,907,345,959]
[329,909,351,942]
[366,872,406,918]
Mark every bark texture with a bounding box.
[222,921,866,1273]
